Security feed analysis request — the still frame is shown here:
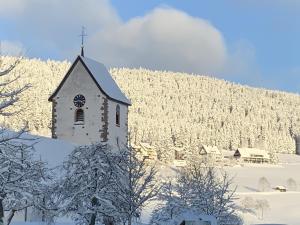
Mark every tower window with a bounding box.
[75,108,84,124]
[116,105,120,126]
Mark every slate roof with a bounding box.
[49,56,131,105]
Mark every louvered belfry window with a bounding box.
[75,108,84,123]
[116,105,120,126]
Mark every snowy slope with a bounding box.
[32,136,76,168]
[6,132,300,225]
[141,155,300,225]
[3,56,300,157]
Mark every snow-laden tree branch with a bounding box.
[0,53,47,225]
[47,143,160,225]
[0,141,49,225]
[151,163,242,225]
[110,145,160,225]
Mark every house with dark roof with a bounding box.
[49,55,131,147]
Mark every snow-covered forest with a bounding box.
[1,56,300,161]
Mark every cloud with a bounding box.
[0,0,253,77]
[0,0,120,51]
[87,7,227,75]
[0,40,24,56]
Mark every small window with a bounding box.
[116,105,120,126]
[75,108,84,124]
[175,150,185,160]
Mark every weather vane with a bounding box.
[79,26,87,57]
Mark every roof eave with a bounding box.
[78,57,131,106]
[48,56,132,106]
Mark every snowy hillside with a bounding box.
[140,155,300,225]
[2,56,300,160]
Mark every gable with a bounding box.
[49,56,131,106]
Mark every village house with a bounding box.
[164,210,217,225]
[233,148,270,163]
[199,145,222,161]
[173,146,187,167]
[131,142,157,160]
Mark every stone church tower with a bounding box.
[48,55,131,148]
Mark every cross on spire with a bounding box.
[79,26,87,57]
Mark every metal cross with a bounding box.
[79,26,87,56]
[79,26,87,46]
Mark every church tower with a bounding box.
[48,55,131,148]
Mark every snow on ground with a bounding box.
[141,155,300,225]
[225,154,300,225]
[238,192,300,225]
[9,137,300,225]
[32,136,76,168]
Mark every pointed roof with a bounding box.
[49,56,131,105]
[235,148,270,159]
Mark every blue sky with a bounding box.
[1,0,300,93]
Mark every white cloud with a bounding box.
[0,40,24,56]
[0,0,120,50]
[0,0,254,77]
[87,7,227,75]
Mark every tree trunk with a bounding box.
[6,209,16,225]
[128,216,132,225]
[89,196,97,225]
[0,199,4,225]
[89,213,96,225]
[24,207,27,222]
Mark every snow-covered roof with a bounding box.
[33,137,76,168]
[1,130,75,169]
[172,146,185,152]
[162,209,217,225]
[200,145,221,155]
[235,148,270,159]
[49,56,131,105]
[140,142,155,149]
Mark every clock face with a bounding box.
[73,94,86,107]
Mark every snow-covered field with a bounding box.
[9,136,300,225]
[227,154,300,225]
[140,154,300,225]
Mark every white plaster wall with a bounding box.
[107,100,128,149]
[54,61,103,145]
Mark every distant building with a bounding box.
[164,210,217,225]
[199,145,222,161]
[294,135,300,155]
[234,148,270,163]
[274,185,287,192]
[173,147,187,167]
[131,142,157,160]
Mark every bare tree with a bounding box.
[240,196,256,214]
[111,145,160,225]
[49,143,160,225]
[49,144,118,225]
[0,55,34,225]
[0,141,48,225]
[150,179,187,225]
[255,199,270,220]
[152,164,242,225]
[258,177,270,192]
[287,178,297,191]
[0,56,30,118]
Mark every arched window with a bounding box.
[75,109,84,124]
[116,105,120,126]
